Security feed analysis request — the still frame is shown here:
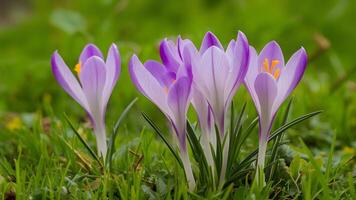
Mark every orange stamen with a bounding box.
[270,60,280,71]
[74,62,81,74]
[273,68,281,79]
[263,58,270,73]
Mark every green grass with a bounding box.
[0,0,355,199]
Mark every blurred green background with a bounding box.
[0,0,355,148]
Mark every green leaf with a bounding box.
[106,98,138,170]
[141,112,183,168]
[64,113,103,167]
[267,98,293,181]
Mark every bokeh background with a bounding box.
[0,0,355,149]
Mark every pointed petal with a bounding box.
[51,51,89,111]
[254,72,278,137]
[80,56,107,120]
[193,46,230,134]
[200,31,223,53]
[160,39,181,72]
[144,60,175,87]
[274,47,307,113]
[79,44,104,64]
[129,55,171,115]
[258,41,284,71]
[102,44,121,106]
[224,31,249,105]
[244,46,261,113]
[167,77,192,148]
[191,86,211,133]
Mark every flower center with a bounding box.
[262,58,280,79]
[74,62,81,75]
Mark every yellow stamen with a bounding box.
[263,58,270,73]
[270,60,280,71]
[273,68,281,79]
[74,62,81,74]
[262,58,281,79]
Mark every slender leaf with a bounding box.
[106,98,138,168]
[142,112,183,167]
[64,113,103,167]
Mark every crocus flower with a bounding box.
[244,41,307,185]
[161,32,250,186]
[189,32,249,186]
[160,36,216,168]
[129,53,196,190]
[51,44,121,158]
[191,31,249,136]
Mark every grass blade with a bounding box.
[64,113,103,167]
[141,112,183,168]
[106,98,138,168]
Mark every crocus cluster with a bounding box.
[51,31,307,191]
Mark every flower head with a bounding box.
[51,44,121,157]
[244,41,307,184]
[190,31,249,135]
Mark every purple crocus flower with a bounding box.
[161,32,250,186]
[51,44,121,158]
[244,41,307,184]
[129,52,196,190]
[160,35,217,168]
[190,31,250,136]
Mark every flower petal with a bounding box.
[244,46,260,113]
[200,31,223,53]
[254,72,278,137]
[144,60,175,87]
[102,44,121,106]
[258,41,284,72]
[167,77,192,149]
[160,39,181,73]
[193,46,230,134]
[191,86,212,133]
[79,44,104,64]
[80,56,107,120]
[224,31,249,105]
[129,55,171,116]
[51,51,89,111]
[273,47,307,113]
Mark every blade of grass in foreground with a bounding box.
[106,98,138,169]
[64,113,103,168]
[142,112,183,168]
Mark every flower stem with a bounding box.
[94,120,108,160]
[180,149,196,191]
[255,140,267,187]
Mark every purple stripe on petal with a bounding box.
[51,51,89,111]
[79,44,104,64]
[200,31,223,53]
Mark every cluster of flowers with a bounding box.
[51,31,307,190]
